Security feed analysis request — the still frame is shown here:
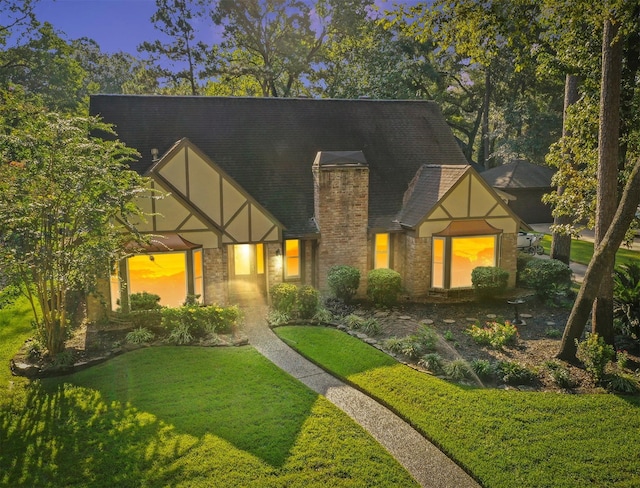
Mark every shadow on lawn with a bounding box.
[1,347,318,485]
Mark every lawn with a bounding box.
[276,325,640,488]
[539,234,639,268]
[0,299,417,488]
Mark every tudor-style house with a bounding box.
[89,95,522,313]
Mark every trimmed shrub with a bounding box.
[471,266,509,299]
[296,285,319,319]
[327,265,360,303]
[367,268,402,308]
[576,333,615,382]
[270,283,298,315]
[518,258,572,299]
[129,292,162,311]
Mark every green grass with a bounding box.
[539,234,640,268]
[276,325,640,488]
[0,302,417,488]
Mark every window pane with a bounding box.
[128,252,187,307]
[193,249,203,302]
[375,233,389,269]
[234,244,252,276]
[285,239,300,278]
[432,237,445,288]
[256,243,264,274]
[450,236,496,288]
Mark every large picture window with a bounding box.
[128,252,187,307]
[431,233,498,289]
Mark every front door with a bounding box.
[228,243,266,303]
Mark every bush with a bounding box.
[161,304,241,342]
[466,320,519,350]
[419,353,444,373]
[443,359,473,382]
[471,266,509,299]
[606,373,640,394]
[576,333,615,382]
[327,265,360,303]
[296,285,319,319]
[270,283,298,315]
[496,361,538,386]
[125,327,155,344]
[518,258,572,299]
[543,361,576,389]
[613,262,640,339]
[471,359,495,380]
[367,268,402,308]
[129,292,162,311]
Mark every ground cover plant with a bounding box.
[0,301,417,487]
[276,325,640,488]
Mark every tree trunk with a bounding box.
[557,156,640,360]
[480,68,491,169]
[592,17,623,346]
[550,74,580,265]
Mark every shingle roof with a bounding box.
[480,159,555,189]
[397,165,470,228]
[90,95,470,236]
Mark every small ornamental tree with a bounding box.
[0,89,147,356]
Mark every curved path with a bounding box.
[243,307,480,488]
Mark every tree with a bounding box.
[0,89,147,356]
[209,0,323,97]
[139,0,207,95]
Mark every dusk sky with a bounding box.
[33,0,412,55]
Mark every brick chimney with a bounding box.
[313,151,369,295]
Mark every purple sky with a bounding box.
[33,0,412,55]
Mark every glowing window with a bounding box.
[256,243,264,274]
[432,237,445,288]
[193,249,203,302]
[285,239,300,278]
[128,252,187,307]
[374,233,390,269]
[234,244,252,276]
[450,236,496,288]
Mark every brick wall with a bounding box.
[313,165,369,295]
[402,234,432,298]
[203,247,228,305]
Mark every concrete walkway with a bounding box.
[243,306,480,488]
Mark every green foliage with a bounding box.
[418,352,444,373]
[382,324,437,359]
[544,327,562,339]
[343,314,381,336]
[161,304,240,343]
[466,320,518,350]
[125,327,155,345]
[327,265,360,303]
[576,333,615,383]
[296,285,319,320]
[606,373,640,394]
[0,89,145,355]
[613,262,640,339]
[367,268,402,308]
[471,359,495,380]
[270,283,298,315]
[517,258,572,298]
[312,307,333,324]
[471,266,509,299]
[266,309,291,327]
[443,359,473,382]
[271,283,321,320]
[495,361,538,386]
[543,361,576,389]
[129,292,162,311]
